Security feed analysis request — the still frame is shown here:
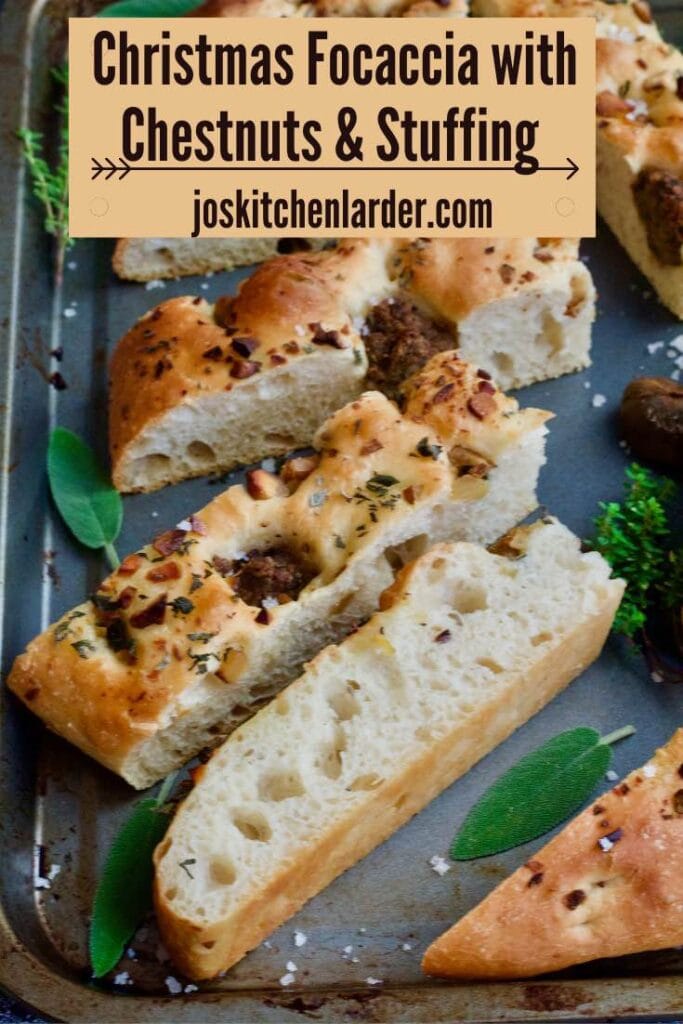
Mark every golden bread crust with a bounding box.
[423,729,683,979]
[12,355,548,782]
[110,237,570,489]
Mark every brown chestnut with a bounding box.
[619,376,683,469]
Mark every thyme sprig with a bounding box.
[591,464,682,640]
[17,65,71,283]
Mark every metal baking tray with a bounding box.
[1,1,683,1019]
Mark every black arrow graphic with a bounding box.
[90,156,578,180]
[91,156,131,181]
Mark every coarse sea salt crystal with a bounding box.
[184,984,198,994]
[601,22,636,42]
[165,976,183,995]
[63,308,77,319]
[279,972,296,987]
[262,596,279,609]
[294,930,307,947]
[669,335,683,353]
[114,971,132,986]
[286,961,297,973]
[47,864,61,881]
[605,769,619,782]
[598,836,614,852]
[651,671,664,683]
[343,945,353,955]
[261,458,277,473]
[429,855,451,876]
[592,394,607,409]
[643,763,657,778]
[294,324,306,337]
[647,341,664,355]
[402,943,413,952]
[626,98,648,121]
[145,279,166,291]
[366,977,383,986]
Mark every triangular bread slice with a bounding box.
[423,729,683,979]
[153,518,623,980]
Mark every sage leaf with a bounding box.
[451,725,635,861]
[47,428,122,568]
[90,775,175,978]
[97,0,199,16]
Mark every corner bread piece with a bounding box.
[9,356,550,789]
[595,31,683,319]
[153,519,623,980]
[111,238,328,284]
[110,238,592,492]
[473,0,683,319]
[423,729,683,979]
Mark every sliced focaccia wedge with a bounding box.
[474,0,683,318]
[9,354,550,789]
[423,728,683,979]
[595,31,683,319]
[110,237,592,492]
[153,518,623,980]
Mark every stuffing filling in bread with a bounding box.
[213,547,316,610]
[632,167,683,265]
[363,298,456,403]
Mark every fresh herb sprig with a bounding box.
[591,464,682,639]
[90,773,176,978]
[451,725,635,860]
[17,65,71,284]
[47,428,123,570]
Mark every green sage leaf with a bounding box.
[47,428,122,561]
[90,778,175,978]
[96,0,199,16]
[451,725,634,861]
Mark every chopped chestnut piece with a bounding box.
[619,377,683,469]
[596,90,632,118]
[245,469,288,500]
[280,455,320,491]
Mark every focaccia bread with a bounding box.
[112,0,466,282]
[595,30,683,318]
[153,518,624,980]
[423,728,683,979]
[112,238,329,284]
[473,0,683,318]
[110,237,592,492]
[9,355,550,789]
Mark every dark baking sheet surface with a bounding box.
[1,2,683,1021]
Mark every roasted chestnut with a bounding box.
[619,376,683,470]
